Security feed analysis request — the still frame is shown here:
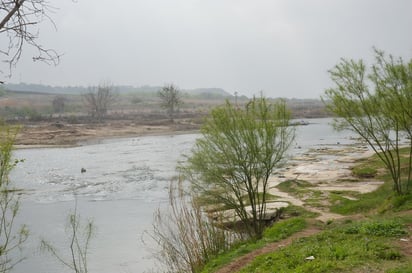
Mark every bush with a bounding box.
[149,179,240,273]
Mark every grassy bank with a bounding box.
[239,215,412,273]
[201,148,412,273]
[201,216,308,273]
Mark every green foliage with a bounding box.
[262,217,307,242]
[277,180,312,196]
[330,181,391,215]
[330,186,412,215]
[0,127,18,184]
[387,262,412,273]
[0,125,28,272]
[343,219,406,237]
[323,48,412,195]
[182,97,295,239]
[390,193,412,211]
[352,166,377,178]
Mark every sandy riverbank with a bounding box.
[212,141,381,225]
[14,119,201,148]
[267,143,381,221]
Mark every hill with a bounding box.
[4,83,232,98]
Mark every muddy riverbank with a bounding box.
[14,119,200,147]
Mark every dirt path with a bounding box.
[214,227,321,273]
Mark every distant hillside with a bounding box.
[4,83,232,98]
[5,83,87,94]
[183,88,232,99]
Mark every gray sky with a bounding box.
[6,0,412,98]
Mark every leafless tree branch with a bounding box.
[83,83,117,122]
[0,0,61,78]
[158,84,183,122]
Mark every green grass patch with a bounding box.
[342,219,407,237]
[283,205,320,219]
[240,192,279,206]
[330,178,412,215]
[239,218,409,273]
[198,192,281,211]
[390,193,412,211]
[329,180,390,215]
[329,147,412,215]
[352,166,377,178]
[386,261,412,273]
[353,152,385,170]
[276,180,312,198]
[262,217,307,242]
[201,217,307,273]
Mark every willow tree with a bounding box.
[182,97,294,239]
[324,49,412,195]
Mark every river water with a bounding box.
[10,118,354,273]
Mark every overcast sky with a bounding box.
[5,0,412,98]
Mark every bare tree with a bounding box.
[52,95,66,115]
[158,84,183,121]
[0,0,61,78]
[83,84,116,122]
[41,202,94,273]
[149,179,238,273]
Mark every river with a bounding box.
[10,118,354,273]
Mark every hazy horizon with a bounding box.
[3,0,412,99]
